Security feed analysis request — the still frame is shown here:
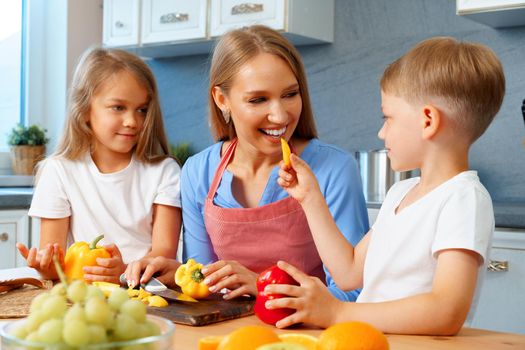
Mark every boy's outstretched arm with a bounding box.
[278,154,367,289]
[268,249,480,335]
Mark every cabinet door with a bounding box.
[210,0,285,37]
[458,0,525,12]
[0,210,29,269]
[471,231,525,334]
[103,0,140,47]
[141,0,207,44]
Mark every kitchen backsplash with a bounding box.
[149,0,525,205]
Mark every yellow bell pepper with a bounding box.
[281,138,291,167]
[64,234,111,281]
[175,259,211,299]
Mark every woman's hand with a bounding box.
[125,256,180,289]
[277,154,322,205]
[202,260,258,299]
[263,260,341,329]
[16,242,64,280]
[82,244,126,284]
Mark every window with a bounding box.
[0,0,24,151]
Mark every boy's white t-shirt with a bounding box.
[28,153,181,263]
[357,171,494,313]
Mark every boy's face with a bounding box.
[378,91,424,172]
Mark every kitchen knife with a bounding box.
[119,274,198,302]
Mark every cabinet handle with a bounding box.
[487,260,509,272]
[0,232,8,242]
[160,12,189,24]
[231,3,264,15]
[115,21,124,28]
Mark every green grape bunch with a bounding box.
[7,256,161,349]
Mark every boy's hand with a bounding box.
[277,154,322,205]
[16,242,64,280]
[83,244,126,284]
[263,260,340,328]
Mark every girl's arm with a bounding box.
[16,217,69,280]
[268,249,479,335]
[146,203,181,259]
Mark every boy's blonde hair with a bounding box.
[381,37,505,143]
[209,25,317,141]
[55,47,170,162]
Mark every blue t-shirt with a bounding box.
[181,138,369,301]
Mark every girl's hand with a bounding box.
[201,260,258,299]
[277,154,322,205]
[16,242,64,280]
[125,256,180,289]
[263,260,341,329]
[83,244,126,284]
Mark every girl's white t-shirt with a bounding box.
[357,171,494,315]
[28,153,181,263]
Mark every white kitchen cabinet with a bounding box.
[141,0,207,44]
[457,0,525,27]
[471,228,525,334]
[0,210,29,269]
[103,0,140,47]
[103,0,334,58]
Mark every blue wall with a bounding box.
[149,0,525,204]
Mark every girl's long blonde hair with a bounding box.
[209,25,318,141]
[55,46,169,162]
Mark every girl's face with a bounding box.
[87,70,148,161]
[215,53,302,157]
[378,91,423,172]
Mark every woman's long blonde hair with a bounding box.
[54,46,170,162]
[209,25,318,141]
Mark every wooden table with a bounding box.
[1,315,525,349]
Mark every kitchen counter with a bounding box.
[0,187,32,209]
[1,315,525,349]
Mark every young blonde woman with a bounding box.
[128,25,368,301]
[17,47,182,283]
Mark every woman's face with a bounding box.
[216,52,302,157]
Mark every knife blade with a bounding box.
[119,274,198,302]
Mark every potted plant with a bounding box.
[7,124,49,175]
[169,142,194,167]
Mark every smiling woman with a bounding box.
[127,25,369,304]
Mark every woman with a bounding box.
[126,25,368,301]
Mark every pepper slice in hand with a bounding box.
[175,258,211,299]
[281,138,291,167]
[64,234,111,281]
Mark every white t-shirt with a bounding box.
[28,153,181,263]
[357,171,493,314]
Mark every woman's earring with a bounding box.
[222,110,231,124]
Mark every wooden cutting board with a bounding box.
[147,293,255,326]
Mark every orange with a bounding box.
[199,335,224,350]
[217,325,280,350]
[317,321,389,350]
[279,333,318,350]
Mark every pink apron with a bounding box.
[204,139,325,281]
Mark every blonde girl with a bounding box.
[17,47,181,283]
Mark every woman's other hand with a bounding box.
[202,260,258,299]
[125,256,180,289]
[16,242,64,280]
[263,260,340,328]
[82,244,126,284]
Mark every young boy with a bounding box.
[267,37,505,335]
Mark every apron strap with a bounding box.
[207,138,238,200]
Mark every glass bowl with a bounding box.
[0,314,175,350]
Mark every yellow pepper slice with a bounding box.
[281,138,291,167]
[175,259,211,299]
[147,295,168,308]
[64,234,111,281]
[92,281,120,297]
